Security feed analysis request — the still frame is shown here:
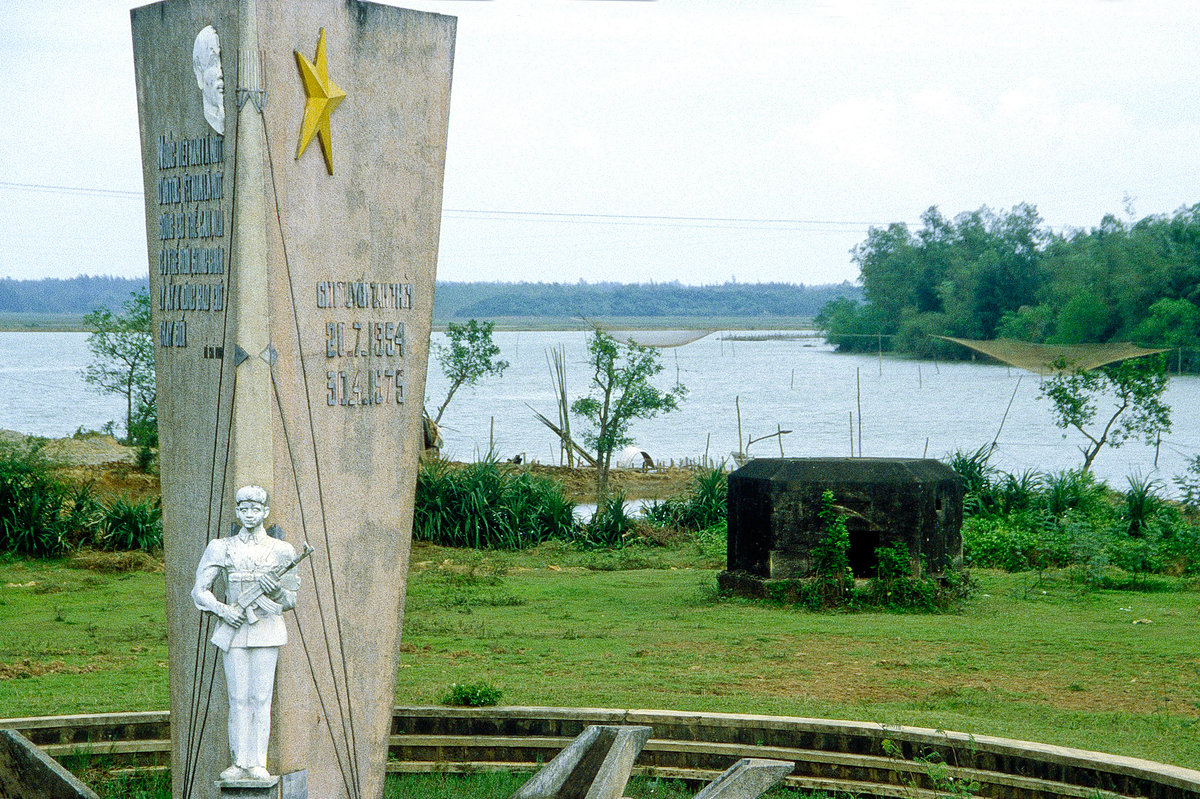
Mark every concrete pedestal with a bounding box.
[217,769,306,799]
[217,777,278,799]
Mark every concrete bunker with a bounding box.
[723,458,963,586]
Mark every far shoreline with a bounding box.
[0,311,817,334]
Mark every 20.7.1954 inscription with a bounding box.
[322,282,410,409]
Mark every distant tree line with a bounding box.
[0,276,150,314]
[435,280,859,320]
[3,275,860,322]
[817,203,1200,369]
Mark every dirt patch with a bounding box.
[3,436,705,505]
[519,463,705,503]
[0,430,158,500]
[0,657,117,680]
[69,549,163,574]
[0,429,135,467]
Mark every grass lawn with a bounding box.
[3,542,1200,771]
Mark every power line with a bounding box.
[0,179,907,228]
[0,178,1086,233]
[443,208,889,227]
[0,180,143,199]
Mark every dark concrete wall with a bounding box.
[727,458,964,579]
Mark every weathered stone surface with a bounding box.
[511,725,652,799]
[693,758,794,798]
[279,770,307,799]
[0,728,99,799]
[726,458,963,580]
[131,2,454,798]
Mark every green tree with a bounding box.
[82,289,155,444]
[1039,355,1171,473]
[431,320,508,425]
[1131,298,1200,370]
[571,329,686,494]
[1051,292,1113,344]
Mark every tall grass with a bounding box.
[577,491,635,549]
[413,458,576,548]
[644,467,727,531]
[99,496,163,551]
[0,440,162,557]
[0,440,91,556]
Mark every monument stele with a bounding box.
[130,1,455,796]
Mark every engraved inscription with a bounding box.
[325,321,404,358]
[154,130,228,348]
[319,282,411,410]
[326,369,405,407]
[160,320,188,347]
[316,281,413,310]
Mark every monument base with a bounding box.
[217,770,306,799]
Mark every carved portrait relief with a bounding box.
[192,25,225,134]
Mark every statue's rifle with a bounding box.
[212,542,314,649]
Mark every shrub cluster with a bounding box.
[948,446,1200,582]
[577,491,637,549]
[440,681,503,707]
[412,459,576,549]
[413,461,730,554]
[0,440,161,557]
[643,468,727,531]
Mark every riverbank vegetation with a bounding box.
[817,203,1200,368]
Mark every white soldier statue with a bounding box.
[192,485,309,782]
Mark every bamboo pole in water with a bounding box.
[856,368,863,457]
[736,396,744,456]
[991,375,1022,452]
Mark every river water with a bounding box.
[5,330,1198,492]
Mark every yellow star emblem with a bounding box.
[295,28,346,175]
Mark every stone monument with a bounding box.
[131,2,454,797]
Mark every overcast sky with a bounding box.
[3,0,1199,286]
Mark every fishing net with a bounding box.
[937,336,1168,374]
[605,330,715,348]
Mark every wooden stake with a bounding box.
[991,375,1022,451]
[736,396,744,455]
[856,367,863,457]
